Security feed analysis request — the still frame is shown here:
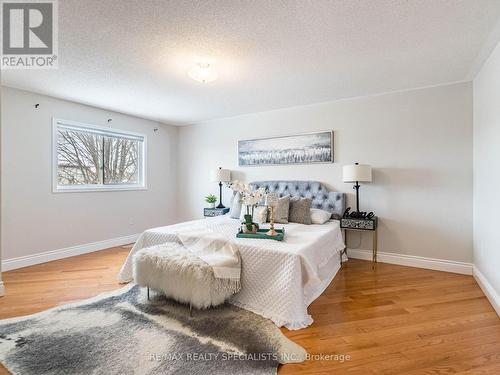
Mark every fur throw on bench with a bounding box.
[133,243,238,309]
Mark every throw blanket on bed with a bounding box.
[177,229,241,293]
[118,216,345,329]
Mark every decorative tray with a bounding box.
[236,228,285,241]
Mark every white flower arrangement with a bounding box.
[228,180,267,216]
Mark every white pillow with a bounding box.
[229,192,242,219]
[240,205,268,224]
[254,206,269,224]
[310,208,332,224]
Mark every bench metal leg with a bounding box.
[147,287,150,301]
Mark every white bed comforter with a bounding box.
[118,215,345,329]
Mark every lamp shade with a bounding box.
[210,167,231,182]
[343,164,372,183]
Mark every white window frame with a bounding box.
[52,118,147,193]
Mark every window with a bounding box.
[53,119,146,192]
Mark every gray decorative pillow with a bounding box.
[273,195,290,224]
[229,191,242,219]
[289,197,312,224]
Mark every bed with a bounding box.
[118,181,346,330]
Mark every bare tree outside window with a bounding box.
[55,121,145,190]
[104,137,139,184]
[57,128,103,185]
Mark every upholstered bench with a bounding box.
[132,243,235,311]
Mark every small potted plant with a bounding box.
[205,194,217,208]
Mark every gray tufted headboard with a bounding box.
[249,180,345,219]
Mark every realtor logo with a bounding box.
[1,0,58,69]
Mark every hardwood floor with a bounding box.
[1,248,499,374]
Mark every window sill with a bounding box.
[53,185,148,193]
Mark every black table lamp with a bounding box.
[210,167,231,208]
[343,163,372,212]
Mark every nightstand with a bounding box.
[204,207,230,217]
[340,216,378,267]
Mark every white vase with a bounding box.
[209,202,216,208]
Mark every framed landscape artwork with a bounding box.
[238,131,334,166]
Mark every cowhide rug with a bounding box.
[0,285,306,375]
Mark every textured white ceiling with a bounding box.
[2,0,500,125]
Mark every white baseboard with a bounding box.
[0,281,4,297]
[473,266,500,317]
[2,234,139,272]
[347,248,473,275]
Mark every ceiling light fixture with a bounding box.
[188,62,218,83]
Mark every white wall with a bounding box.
[1,87,178,266]
[473,40,500,313]
[178,83,473,263]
